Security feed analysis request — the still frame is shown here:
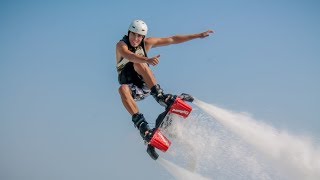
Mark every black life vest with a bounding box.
[117,35,148,88]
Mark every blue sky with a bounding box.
[1,0,320,179]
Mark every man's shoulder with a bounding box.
[117,40,126,45]
[116,41,128,49]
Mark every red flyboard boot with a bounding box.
[149,129,171,152]
[169,98,192,118]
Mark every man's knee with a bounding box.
[118,85,131,97]
[134,63,149,74]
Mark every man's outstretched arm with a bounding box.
[145,30,214,49]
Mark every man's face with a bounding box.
[129,31,144,47]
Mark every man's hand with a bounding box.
[147,55,160,66]
[199,30,214,38]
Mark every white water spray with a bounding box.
[158,158,210,180]
[193,99,320,179]
[158,99,320,180]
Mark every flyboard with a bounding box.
[146,93,194,160]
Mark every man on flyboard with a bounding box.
[116,20,213,159]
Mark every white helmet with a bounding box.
[128,20,148,36]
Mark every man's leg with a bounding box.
[118,84,153,141]
[118,84,139,116]
[118,81,159,159]
[134,63,175,107]
[133,63,157,89]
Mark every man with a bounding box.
[116,20,213,142]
